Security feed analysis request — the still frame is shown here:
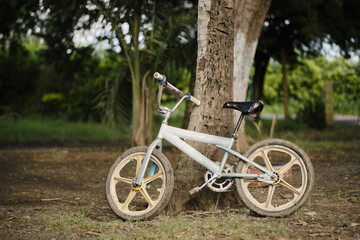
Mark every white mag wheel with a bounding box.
[235,139,314,217]
[106,146,174,221]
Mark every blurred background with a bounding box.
[1,0,359,144]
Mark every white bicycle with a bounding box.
[105,72,315,220]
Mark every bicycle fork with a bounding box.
[134,138,162,186]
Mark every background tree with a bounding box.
[261,55,360,128]
[90,0,197,145]
[0,0,198,140]
[0,0,41,115]
[252,0,323,120]
[252,0,360,121]
[0,0,40,50]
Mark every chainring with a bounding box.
[204,162,234,192]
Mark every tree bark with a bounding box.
[233,0,271,152]
[131,1,144,146]
[169,0,271,214]
[281,48,289,121]
[169,0,237,214]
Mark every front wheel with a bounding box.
[235,139,314,217]
[106,146,174,221]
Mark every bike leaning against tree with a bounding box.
[105,72,315,221]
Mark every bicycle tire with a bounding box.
[235,139,314,217]
[106,146,174,221]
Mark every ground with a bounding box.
[0,139,359,239]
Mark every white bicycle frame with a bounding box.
[134,97,274,186]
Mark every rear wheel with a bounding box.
[235,139,314,217]
[106,146,174,221]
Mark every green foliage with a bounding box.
[254,0,360,107]
[258,0,324,63]
[41,93,64,103]
[41,93,66,117]
[1,0,358,135]
[334,99,360,115]
[0,42,40,114]
[297,98,326,129]
[65,47,110,122]
[93,53,132,125]
[257,0,360,65]
[0,0,40,48]
[0,36,134,122]
[263,55,360,115]
[262,60,282,103]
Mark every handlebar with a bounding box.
[153,72,200,106]
[153,72,164,81]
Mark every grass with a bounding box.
[329,187,360,202]
[0,116,129,142]
[245,118,359,146]
[0,106,358,146]
[40,207,99,232]
[35,208,290,239]
[262,99,360,116]
[261,100,302,115]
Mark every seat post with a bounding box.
[232,113,244,139]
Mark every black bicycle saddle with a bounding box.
[223,100,264,118]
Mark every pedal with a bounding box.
[189,172,220,195]
[189,187,201,195]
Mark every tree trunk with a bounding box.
[281,48,289,121]
[169,0,271,214]
[91,0,143,145]
[233,0,271,152]
[325,78,334,127]
[145,78,155,144]
[182,66,196,129]
[134,71,151,146]
[93,0,153,146]
[252,51,270,101]
[131,2,145,146]
[169,0,236,214]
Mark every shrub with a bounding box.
[297,98,326,129]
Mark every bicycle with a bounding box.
[106,72,315,221]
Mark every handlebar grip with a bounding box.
[154,72,164,81]
[164,82,184,99]
[154,71,200,105]
[189,96,201,106]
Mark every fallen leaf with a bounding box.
[304,211,317,217]
[41,198,62,202]
[290,220,308,226]
[85,232,101,236]
[6,216,17,221]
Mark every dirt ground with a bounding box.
[0,141,359,239]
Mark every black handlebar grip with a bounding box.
[164,82,184,99]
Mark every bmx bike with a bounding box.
[105,72,315,221]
